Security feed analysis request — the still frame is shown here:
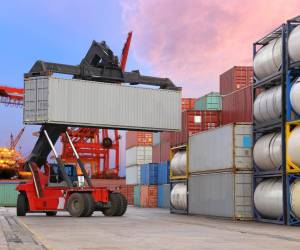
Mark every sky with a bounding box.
[0,1,299,175]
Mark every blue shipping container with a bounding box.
[141,163,158,185]
[157,184,170,208]
[157,161,170,185]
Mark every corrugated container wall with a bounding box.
[24,77,181,131]
[125,165,141,185]
[157,161,170,185]
[221,86,252,125]
[140,163,158,185]
[194,92,222,111]
[0,183,18,206]
[152,142,170,163]
[126,131,153,149]
[140,185,157,208]
[189,123,252,173]
[152,132,160,146]
[160,132,171,144]
[157,184,170,208]
[134,185,141,206]
[188,171,253,219]
[181,98,196,111]
[220,66,253,95]
[126,146,152,167]
[170,110,221,147]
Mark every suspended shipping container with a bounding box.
[126,131,153,149]
[220,66,253,95]
[140,185,157,208]
[126,146,152,167]
[157,184,170,208]
[189,123,252,173]
[24,77,181,131]
[194,92,222,111]
[170,110,220,147]
[125,165,141,185]
[189,171,253,220]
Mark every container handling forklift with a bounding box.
[16,37,178,217]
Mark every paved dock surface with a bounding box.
[1,206,300,249]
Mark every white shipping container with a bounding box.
[126,146,152,167]
[189,123,252,173]
[24,77,181,131]
[126,165,141,185]
[188,171,253,219]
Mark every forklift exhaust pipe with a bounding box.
[65,131,93,187]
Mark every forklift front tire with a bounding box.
[67,193,86,217]
[17,193,28,216]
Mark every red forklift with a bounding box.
[16,37,177,217]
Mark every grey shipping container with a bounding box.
[126,146,152,167]
[153,132,160,146]
[189,123,252,173]
[188,171,253,219]
[24,77,181,131]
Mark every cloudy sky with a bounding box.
[0,1,299,175]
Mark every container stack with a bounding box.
[220,66,253,125]
[125,131,153,205]
[253,16,300,226]
[188,123,253,220]
[193,92,222,111]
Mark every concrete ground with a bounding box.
[1,207,300,250]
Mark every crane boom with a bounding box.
[10,127,25,150]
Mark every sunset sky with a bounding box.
[0,1,299,175]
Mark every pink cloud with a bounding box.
[121,0,300,97]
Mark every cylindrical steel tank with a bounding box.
[253,132,282,171]
[287,126,300,166]
[253,86,281,123]
[288,25,300,63]
[290,180,300,218]
[170,151,187,176]
[290,78,300,115]
[254,178,283,219]
[253,38,282,80]
[170,183,187,210]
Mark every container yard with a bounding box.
[1,2,300,250]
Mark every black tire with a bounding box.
[82,193,95,217]
[16,193,28,216]
[115,193,127,216]
[46,211,57,216]
[102,193,121,216]
[67,193,87,217]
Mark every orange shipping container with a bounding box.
[140,185,157,208]
[126,131,153,149]
[181,98,196,111]
[118,184,134,205]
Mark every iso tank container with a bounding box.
[220,66,253,95]
[157,184,170,208]
[189,123,252,173]
[125,165,141,185]
[221,86,253,125]
[126,131,153,149]
[170,110,220,147]
[24,77,181,131]
[126,146,152,167]
[189,171,253,219]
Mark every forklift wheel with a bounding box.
[82,193,95,217]
[17,193,28,216]
[102,193,121,216]
[67,193,87,217]
[115,193,127,216]
[46,211,57,216]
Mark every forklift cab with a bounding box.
[48,163,78,187]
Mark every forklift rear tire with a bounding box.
[67,193,87,217]
[82,193,95,217]
[46,211,57,216]
[17,193,28,216]
[102,193,121,216]
[115,193,127,216]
